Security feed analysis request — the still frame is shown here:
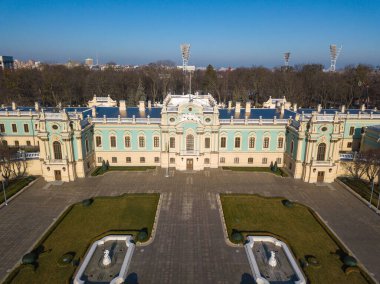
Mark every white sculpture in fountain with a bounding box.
[102,249,112,266]
[268,251,277,267]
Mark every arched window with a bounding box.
[125,136,131,148]
[85,137,89,153]
[53,141,62,160]
[249,137,255,148]
[263,137,269,148]
[110,136,116,148]
[220,137,226,148]
[170,137,175,148]
[278,137,284,148]
[317,143,326,161]
[95,136,102,147]
[139,136,145,148]
[186,134,194,151]
[234,137,241,148]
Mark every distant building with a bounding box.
[85,58,94,66]
[0,56,14,70]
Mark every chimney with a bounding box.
[317,104,322,113]
[35,102,40,111]
[360,104,366,111]
[235,102,241,113]
[92,106,96,117]
[293,103,297,112]
[12,102,16,111]
[228,101,232,110]
[340,105,346,113]
[119,100,126,112]
[148,100,152,109]
[139,101,145,112]
[245,101,251,114]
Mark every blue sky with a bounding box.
[0,0,379,67]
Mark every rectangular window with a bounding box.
[154,157,160,163]
[170,157,175,164]
[110,136,116,148]
[276,158,282,164]
[234,137,241,148]
[204,158,210,164]
[97,157,103,163]
[124,136,130,148]
[85,139,89,153]
[140,157,145,163]
[262,157,268,164]
[35,123,38,130]
[170,137,175,148]
[14,140,19,147]
[248,157,253,164]
[349,126,355,135]
[221,137,226,148]
[96,136,102,147]
[277,137,284,148]
[12,124,17,133]
[234,157,239,164]
[139,136,145,148]
[0,124,5,132]
[126,157,131,163]
[220,157,225,164]
[24,124,29,133]
[263,137,269,148]
[112,157,117,163]
[347,142,352,148]
[205,137,210,149]
[26,140,31,146]
[154,137,160,148]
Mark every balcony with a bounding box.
[311,159,333,167]
[180,150,200,156]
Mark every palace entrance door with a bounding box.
[54,170,62,181]
[317,171,325,182]
[186,159,193,170]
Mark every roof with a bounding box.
[95,107,162,118]
[219,108,295,119]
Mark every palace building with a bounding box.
[0,93,379,183]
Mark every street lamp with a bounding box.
[2,180,8,206]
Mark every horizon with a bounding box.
[1,0,379,68]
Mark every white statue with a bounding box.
[268,251,277,267]
[102,249,111,266]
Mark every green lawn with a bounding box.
[91,166,156,176]
[222,166,288,177]
[5,194,160,284]
[338,177,380,207]
[221,194,374,284]
[0,176,36,204]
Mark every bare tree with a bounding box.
[342,152,367,179]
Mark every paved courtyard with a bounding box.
[0,169,380,283]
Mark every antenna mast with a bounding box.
[180,43,191,96]
[329,44,342,72]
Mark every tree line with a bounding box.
[0,63,379,108]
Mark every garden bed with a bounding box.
[0,176,36,204]
[220,194,374,284]
[338,177,379,207]
[91,166,156,176]
[222,167,288,177]
[5,193,159,284]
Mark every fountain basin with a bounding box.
[244,236,306,284]
[73,235,135,284]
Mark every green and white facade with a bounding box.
[1,94,379,183]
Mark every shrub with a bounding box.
[82,198,93,207]
[282,199,294,208]
[343,255,357,267]
[270,161,274,171]
[22,252,38,265]
[306,255,321,268]
[231,230,244,242]
[137,230,148,241]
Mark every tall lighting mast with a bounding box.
[180,44,191,95]
[283,52,291,69]
[329,44,342,72]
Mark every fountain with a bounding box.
[102,249,112,266]
[268,251,277,267]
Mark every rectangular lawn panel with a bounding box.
[6,193,159,284]
[220,194,373,284]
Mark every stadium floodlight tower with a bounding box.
[283,52,291,68]
[180,43,191,95]
[329,44,342,72]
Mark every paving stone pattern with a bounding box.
[0,169,379,283]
